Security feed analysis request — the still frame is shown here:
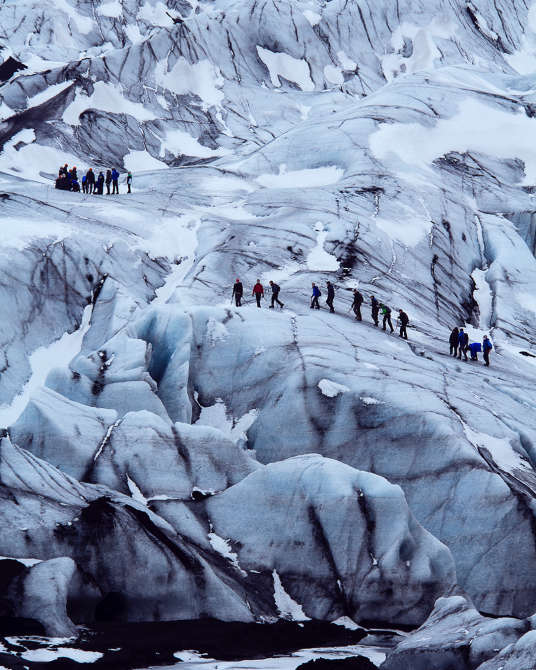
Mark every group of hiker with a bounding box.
[55,164,132,194]
[449,327,493,366]
[231,279,495,366]
[231,279,410,340]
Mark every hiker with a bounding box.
[105,169,112,195]
[232,279,243,307]
[326,281,335,313]
[269,280,284,309]
[370,295,379,326]
[71,178,80,192]
[398,309,409,339]
[483,335,493,367]
[59,163,68,177]
[71,166,78,181]
[352,289,363,321]
[469,341,481,361]
[449,327,459,356]
[380,303,394,333]
[111,168,119,194]
[458,329,468,361]
[126,171,133,193]
[96,172,105,195]
[86,168,95,194]
[252,279,264,307]
[311,283,321,309]
[81,174,88,193]
[55,174,69,190]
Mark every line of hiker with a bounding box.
[55,163,133,194]
[449,328,493,366]
[231,279,410,340]
[232,279,285,309]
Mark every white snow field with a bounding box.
[2,0,536,667]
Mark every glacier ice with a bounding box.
[1,0,536,654]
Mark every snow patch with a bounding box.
[126,474,148,505]
[63,82,156,125]
[196,398,258,445]
[257,46,314,91]
[52,0,93,34]
[257,165,344,189]
[382,18,457,82]
[337,50,357,70]
[160,128,227,159]
[155,58,224,109]
[360,397,383,405]
[123,150,167,172]
[137,2,174,27]
[307,222,340,271]
[208,530,247,576]
[27,80,74,108]
[463,424,527,475]
[0,556,42,567]
[0,305,92,427]
[98,1,122,18]
[272,570,310,621]
[332,616,360,630]
[370,98,536,186]
[261,261,300,285]
[0,129,86,183]
[20,647,103,663]
[324,64,344,85]
[318,379,350,397]
[303,10,321,26]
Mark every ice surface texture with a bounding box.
[1,0,536,637]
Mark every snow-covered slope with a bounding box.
[1,0,536,650]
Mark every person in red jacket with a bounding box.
[252,279,264,308]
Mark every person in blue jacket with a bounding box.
[483,335,493,366]
[458,328,468,361]
[469,341,481,361]
[311,282,321,309]
[111,168,120,194]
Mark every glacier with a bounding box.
[1,0,536,667]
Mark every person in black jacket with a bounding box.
[105,169,112,195]
[269,280,284,308]
[449,327,459,356]
[326,281,335,313]
[96,172,105,195]
[483,335,493,367]
[398,309,409,339]
[370,295,379,326]
[232,279,243,306]
[86,168,95,194]
[352,289,363,321]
